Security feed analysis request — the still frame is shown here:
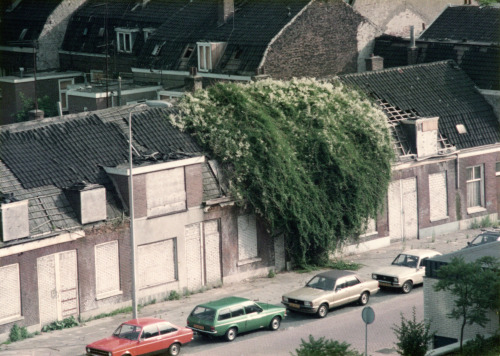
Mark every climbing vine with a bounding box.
[171,78,394,267]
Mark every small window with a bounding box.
[183,46,194,58]
[244,303,263,314]
[19,28,28,40]
[116,28,138,53]
[231,307,245,317]
[218,309,231,321]
[346,276,360,287]
[98,27,105,37]
[335,281,347,291]
[456,124,467,134]
[466,165,484,208]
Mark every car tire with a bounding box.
[269,316,281,331]
[316,304,329,318]
[402,280,413,294]
[359,292,369,305]
[168,342,181,356]
[225,327,237,342]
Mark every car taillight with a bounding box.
[186,319,189,326]
[210,326,215,332]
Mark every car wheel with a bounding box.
[225,327,237,342]
[168,342,181,356]
[402,280,413,294]
[359,292,369,305]
[316,304,329,318]
[269,316,281,331]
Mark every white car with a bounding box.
[371,249,441,293]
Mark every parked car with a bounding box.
[465,229,500,248]
[372,249,442,293]
[186,296,286,341]
[85,317,193,356]
[281,270,379,318]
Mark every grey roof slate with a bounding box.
[0,104,213,242]
[338,61,500,151]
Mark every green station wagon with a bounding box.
[186,296,286,341]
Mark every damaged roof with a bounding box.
[338,60,500,154]
[0,104,220,241]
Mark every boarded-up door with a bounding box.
[37,250,79,326]
[388,178,418,240]
[185,220,221,291]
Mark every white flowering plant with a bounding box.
[172,78,394,267]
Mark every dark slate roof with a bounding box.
[419,5,500,43]
[0,104,209,241]
[0,0,63,46]
[372,6,500,90]
[137,0,309,73]
[61,0,182,55]
[338,61,500,151]
[430,241,500,264]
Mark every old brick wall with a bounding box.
[263,0,372,79]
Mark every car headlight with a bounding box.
[394,277,399,283]
[372,274,377,279]
[304,301,313,307]
[282,296,288,303]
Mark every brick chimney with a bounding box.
[28,109,44,120]
[184,67,203,93]
[218,0,234,25]
[365,55,384,71]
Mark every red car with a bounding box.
[85,317,193,356]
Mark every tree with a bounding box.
[433,256,500,352]
[392,307,434,356]
[172,78,394,267]
[14,92,58,122]
[292,335,363,356]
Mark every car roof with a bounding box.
[400,249,442,258]
[196,296,251,310]
[124,317,166,327]
[314,270,357,280]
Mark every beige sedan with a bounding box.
[281,270,379,318]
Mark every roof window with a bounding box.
[456,124,467,134]
[98,27,105,37]
[183,46,194,59]
[19,28,27,40]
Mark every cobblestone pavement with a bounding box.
[0,227,481,356]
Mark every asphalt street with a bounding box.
[0,227,479,356]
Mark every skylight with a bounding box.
[456,124,467,134]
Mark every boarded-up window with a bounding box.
[138,239,177,289]
[146,168,186,217]
[361,218,377,236]
[0,264,21,323]
[95,241,121,299]
[238,214,258,261]
[429,172,448,221]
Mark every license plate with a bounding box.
[193,324,204,330]
[289,303,300,309]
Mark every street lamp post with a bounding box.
[128,100,171,319]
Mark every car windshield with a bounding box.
[113,324,142,341]
[190,306,216,321]
[306,276,335,291]
[392,254,419,268]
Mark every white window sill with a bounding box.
[467,207,487,215]
[430,216,449,223]
[96,290,123,300]
[360,231,377,238]
[0,315,24,326]
[237,257,261,266]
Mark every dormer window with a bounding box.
[197,42,226,72]
[98,27,105,37]
[116,28,139,53]
[143,28,155,42]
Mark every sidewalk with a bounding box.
[0,228,479,356]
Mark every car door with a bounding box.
[244,303,264,331]
[414,257,428,284]
[345,276,363,303]
[229,306,248,333]
[138,324,161,354]
[331,278,350,307]
[157,322,178,351]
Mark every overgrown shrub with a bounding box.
[461,334,500,356]
[42,316,79,332]
[167,290,181,301]
[292,335,363,356]
[174,78,394,267]
[392,307,433,356]
[8,324,36,343]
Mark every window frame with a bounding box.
[197,42,212,72]
[466,165,485,210]
[116,28,139,53]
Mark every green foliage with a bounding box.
[84,306,134,322]
[167,290,181,301]
[434,256,500,352]
[268,269,276,278]
[477,0,500,5]
[41,316,79,332]
[468,216,497,229]
[8,324,34,342]
[13,92,58,122]
[292,335,363,356]
[392,307,433,356]
[174,78,394,267]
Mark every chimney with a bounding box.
[365,55,384,71]
[218,0,234,25]
[402,117,439,158]
[65,182,107,224]
[185,67,202,93]
[28,109,44,120]
[407,25,418,65]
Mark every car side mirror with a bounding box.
[467,241,471,246]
